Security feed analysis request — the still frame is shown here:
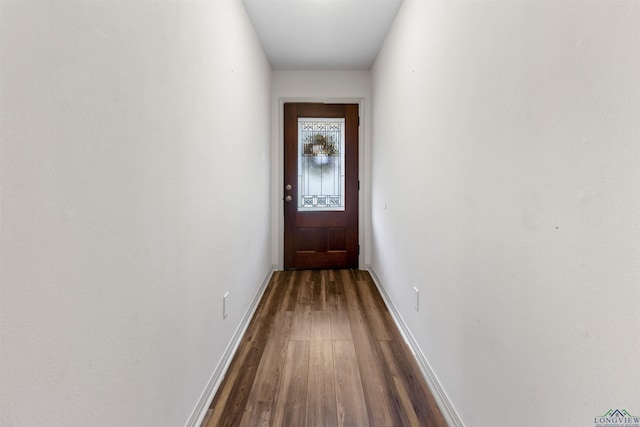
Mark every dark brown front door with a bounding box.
[284,103,359,270]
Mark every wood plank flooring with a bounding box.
[205,270,448,427]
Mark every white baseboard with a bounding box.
[367,267,464,427]
[185,267,275,427]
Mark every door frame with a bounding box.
[274,97,367,270]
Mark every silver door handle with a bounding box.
[285,195,292,202]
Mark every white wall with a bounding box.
[371,1,640,426]
[0,1,271,426]
[270,71,372,269]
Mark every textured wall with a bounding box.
[371,1,640,425]
[0,1,271,425]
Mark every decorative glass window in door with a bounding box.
[298,118,345,211]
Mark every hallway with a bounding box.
[2,1,639,426]
[203,270,447,427]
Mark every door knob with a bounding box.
[285,184,292,191]
[285,195,292,202]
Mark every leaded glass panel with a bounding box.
[298,118,345,211]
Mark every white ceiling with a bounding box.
[242,0,403,70]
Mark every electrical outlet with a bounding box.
[223,292,229,319]
[413,286,419,311]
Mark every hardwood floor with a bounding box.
[205,270,448,427]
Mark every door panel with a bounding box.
[284,103,359,270]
